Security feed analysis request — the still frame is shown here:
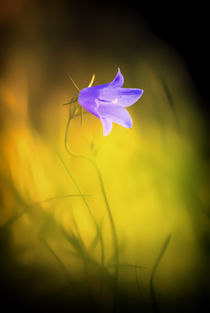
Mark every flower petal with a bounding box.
[109,68,124,88]
[98,105,133,129]
[115,88,144,107]
[98,87,143,107]
[78,87,100,116]
[99,88,120,103]
[101,117,113,136]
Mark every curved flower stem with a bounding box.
[59,151,105,269]
[64,107,119,283]
[63,108,105,270]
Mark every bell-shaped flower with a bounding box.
[78,69,143,136]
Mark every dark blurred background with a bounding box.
[122,0,209,111]
[1,0,209,109]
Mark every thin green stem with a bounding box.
[57,152,105,270]
[64,107,119,281]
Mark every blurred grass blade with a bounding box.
[39,235,72,279]
[88,218,104,252]
[150,234,172,313]
[108,264,146,270]
[160,77,181,132]
[61,228,86,257]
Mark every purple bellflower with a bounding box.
[78,68,143,136]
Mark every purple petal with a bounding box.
[98,87,143,107]
[109,68,124,88]
[98,105,133,128]
[115,88,144,107]
[99,88,120,103]
[101,117,113,136]
[78,87,100,115]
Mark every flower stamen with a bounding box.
[88,73,95,87]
